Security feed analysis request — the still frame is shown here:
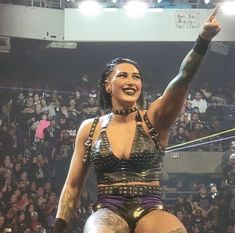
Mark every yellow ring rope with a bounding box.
[166,127,235,150]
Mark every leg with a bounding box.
[83,208,130,233]
[134,210,187,233]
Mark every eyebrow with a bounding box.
[133,72,140,75]
[117,71,140,75]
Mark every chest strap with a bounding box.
[83,117,99,163]
[143,112,165,152]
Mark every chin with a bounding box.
[113,94,140,107]
[119,98,138,107]
[123,93,140,101]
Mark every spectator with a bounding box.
[224,163,235,186]
[1,99,13,124]
[205,98,224,121]
[30,211,42,232]
[43,118,60,146]
[0,126,15,155]
[44,192,57,228]
[222,141,235,172]
[193,184,213,211]
[185,100,193,118]
[34,113,50,142]
[171,126,189,145]
[176,210,191,231]
[33,93,41,106]
[12,161,23,181]
[189,122,205,141]
[67,98,81,120]
[191,91,208,113]
[41,98,56,120]
[31,153,50,186]
[16,211,28,233]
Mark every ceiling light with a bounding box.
[79,1,103,16]
[222,1,235,15]
[124,1,149,17]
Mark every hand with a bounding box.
[200,4,221,41]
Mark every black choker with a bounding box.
[112,107,138,115]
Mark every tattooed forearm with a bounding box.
[57,187,78,222]
[167,227,187,233]
[180,50,204,80]
[167,227,186,233]
[166,49,204,91]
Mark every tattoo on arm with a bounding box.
[166,49,204,91]
[58,188,77,221]
[168,227,186,233]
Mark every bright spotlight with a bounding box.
[79,1,103,16]
[204,0,210,4]
[222,1,235,15]
[124,1,149,17]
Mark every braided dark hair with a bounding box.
[98,57,144,112]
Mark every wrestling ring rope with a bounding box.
[166,127,235,153]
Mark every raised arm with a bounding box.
[52,119,93,233]
[147,5,221,145]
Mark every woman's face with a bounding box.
[179,114,185,122]
[29,204,35,212]
[35,104,42,114]
[41,98,46,106]
[106,63,142,109]
[20,172,28,180]
[15,163,21,172]
[18,212,25,222]
[191,113,199,121]
[34,94,40,102]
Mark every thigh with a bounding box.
[134,210,187,233]
[83,208,130,233]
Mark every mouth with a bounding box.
[122,87,137,95]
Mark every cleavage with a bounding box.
[104,122,137,160]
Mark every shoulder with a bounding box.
[71,118,97,148]
[79,117,99,134]
[78,115,110,135]
[77,115,109,142]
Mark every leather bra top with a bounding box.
[84,111,165,185]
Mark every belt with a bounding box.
[97,185,162,197]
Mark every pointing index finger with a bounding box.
[208,3,221,21]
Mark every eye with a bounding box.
[117,72,128,78]
[133,74,141,80]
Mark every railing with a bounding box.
[162,189,197,207]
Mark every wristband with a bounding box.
[193,35,210,55]
[52,218,67,233]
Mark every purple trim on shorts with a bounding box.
[93,195,164,232]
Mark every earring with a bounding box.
[106,89,111,93]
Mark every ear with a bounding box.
[105,81,112,94]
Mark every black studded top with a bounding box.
[85,111,165,185]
